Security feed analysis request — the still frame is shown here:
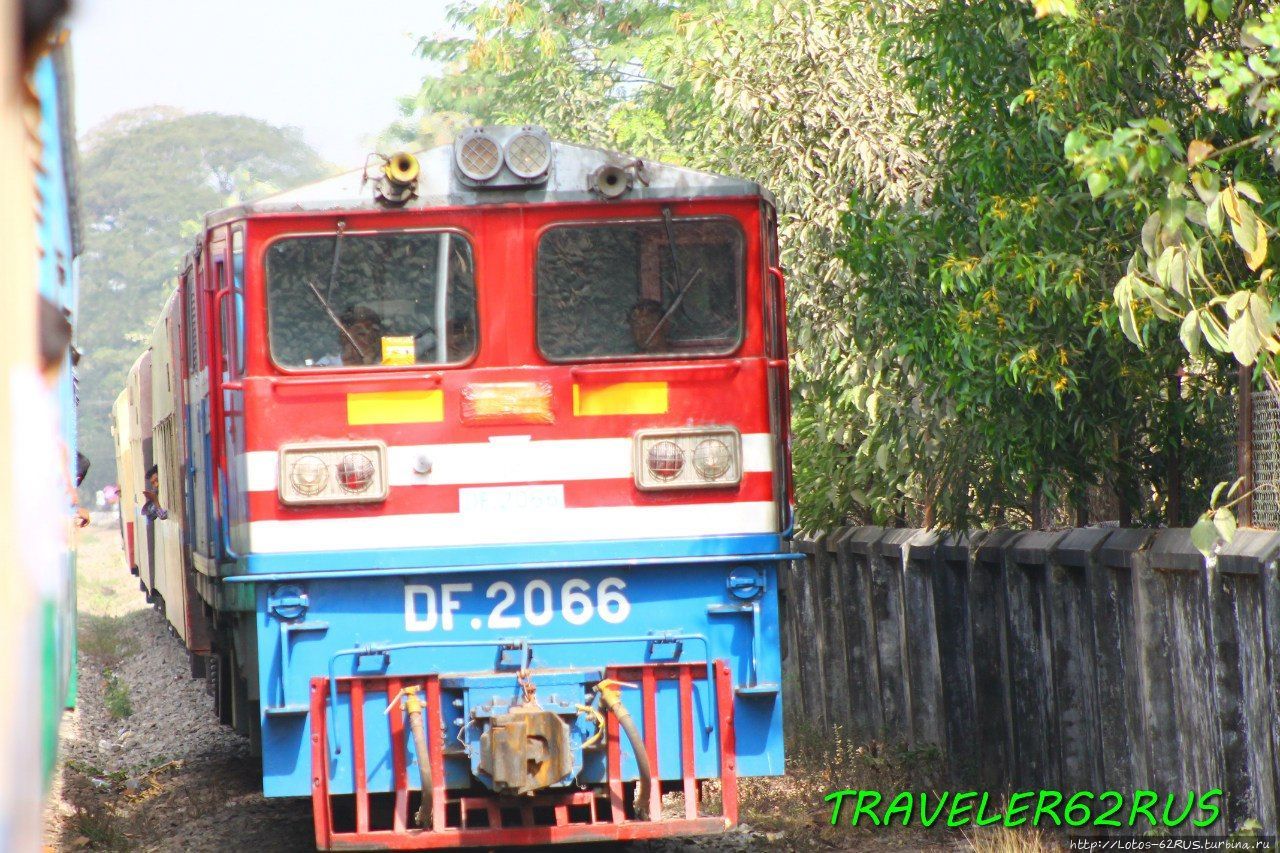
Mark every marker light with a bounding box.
[336,453,376,493]
[460,381,555,425]
[277,441,388,506]
[289,455,328,496]
[633,428,742,491]
[505,130,552,180]
[646,441,684,481]
[693,438,733,480]
[456,131,503,182]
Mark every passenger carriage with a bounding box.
[115,128,793,849]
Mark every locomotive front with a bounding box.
[213,129,793,848]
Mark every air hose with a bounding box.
[389,686,433,828]
[594,679,651,820]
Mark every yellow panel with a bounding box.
[461,382,554,424]
[347,390,444,425]
[380,336,416,366]
[572,382,669,416]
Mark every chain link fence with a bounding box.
[1253,390,1280,529]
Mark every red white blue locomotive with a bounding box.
[114,127,793,848]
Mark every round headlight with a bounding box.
[290,455,328,496]
[646,441,684,481]
[456,132,503,182]
[336,453,376,493]
[504,131,551,180]
[692,438,732,480]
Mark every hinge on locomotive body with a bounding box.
[265,584,329,716]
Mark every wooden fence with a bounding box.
[782,527,1280,831]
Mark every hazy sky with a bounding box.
[68,0,453,168]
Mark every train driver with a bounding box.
[313,306,384,367]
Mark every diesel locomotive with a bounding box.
[113,127,793,849]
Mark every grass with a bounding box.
[733,723,1069,850]
[736,722,949,849]
[963,825,1060,852]
[102,669,133,720]
[65,802,129,851]
[79,614,139,667]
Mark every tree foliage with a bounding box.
[1036,0,1280,546]
[391,0,1242,532]
[76,110,328,493]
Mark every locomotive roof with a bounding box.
[206,137,771,227]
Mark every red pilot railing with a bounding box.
[309,661,739,850]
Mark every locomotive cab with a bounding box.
[121,128,794,849]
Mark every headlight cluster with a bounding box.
[633,428,742,491]
[454,126,553,187]
[278,441,388,506]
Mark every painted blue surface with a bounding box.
[33,49,79,730]
[236,532,786,577]
[254,559,784,798]
[33,52,78,472]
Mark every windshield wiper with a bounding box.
[302,223,367,362]
[643,207,701,349]
[305,278,366,362]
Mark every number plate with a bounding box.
[404,576,631,632]
[458,484,565,514]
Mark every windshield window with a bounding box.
[266,231,476,369]
[536,217,743,360]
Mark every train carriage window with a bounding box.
[536,216,743,360]
[266,231,476,369]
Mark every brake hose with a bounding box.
[595,679,651,820]
[388,686,433,828]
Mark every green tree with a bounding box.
[832,1,1238,529]
[388,0,713,161]
[1041,0,1278,548]
[396,0,1238,532]
[76,109,329,494]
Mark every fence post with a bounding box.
[1048,528,1109,795]
[874,529,918,743]
[836,526,885,740]
[1005,531,1068,790]
[821,528,854,731]
[935,531,982,785]
[1091,529,1155,794]
[1212,530,1280,832]
[904,530,945,750]
[1136,530,1224,813]
[971,530,1017,793]
[791,532,829,732]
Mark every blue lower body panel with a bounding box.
[253,558,785,798]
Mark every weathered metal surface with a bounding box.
[477,707,574,795]
[207,137,773,227]
[312,662,735,850]
[785,524,1280,834]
